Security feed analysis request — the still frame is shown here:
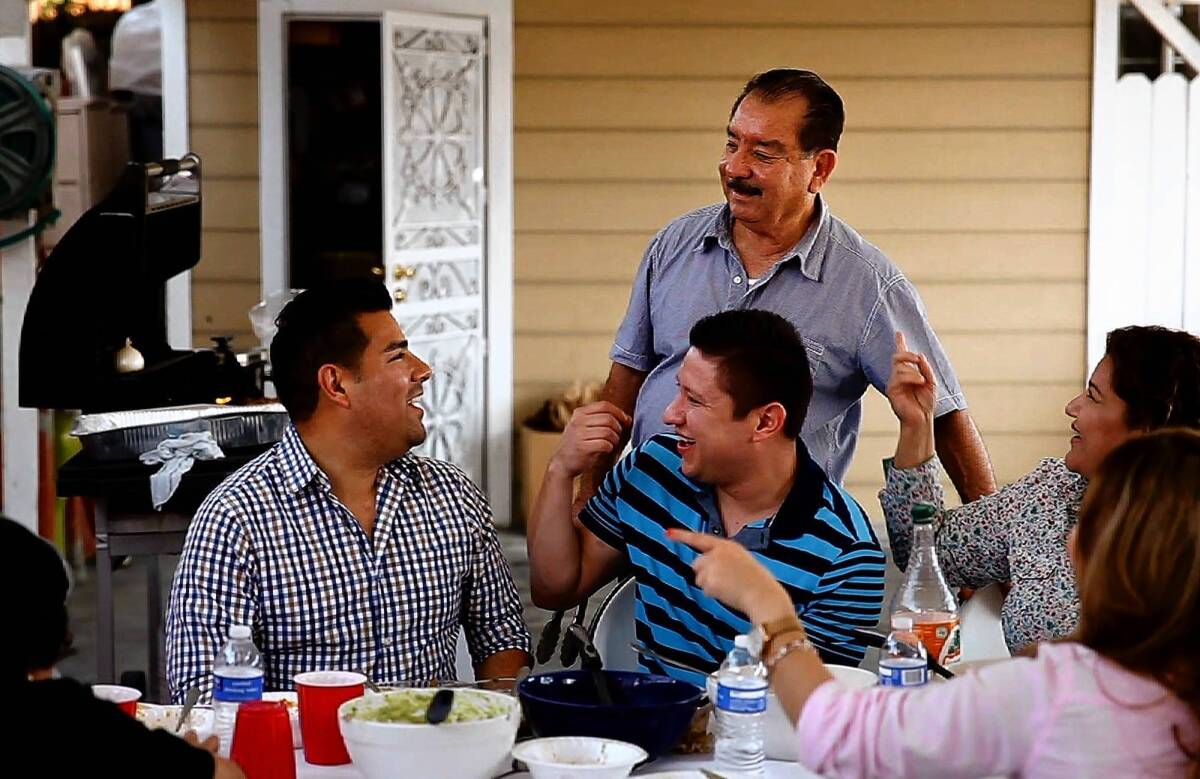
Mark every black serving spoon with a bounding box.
[850,627,955,680]
[566,622,617,706]
[425,688,455,724]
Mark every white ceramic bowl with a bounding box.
[337,688,521,779]
[261,691,301,748]
[512,737,648,779]
[764,665,877,760]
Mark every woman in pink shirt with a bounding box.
[670,428,1200,778]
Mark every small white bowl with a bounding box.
[512,737,648,779]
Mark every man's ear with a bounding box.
[752,402,788,441]
[316,364,353,410]
[808,149,837,194]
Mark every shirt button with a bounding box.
[733,275,743,284]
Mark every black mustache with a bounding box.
[726,178,762,196]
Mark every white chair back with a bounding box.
[587,577,639,671]
[957,583,1010,664]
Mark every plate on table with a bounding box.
[136,703,214,740]
[262,691,302,748]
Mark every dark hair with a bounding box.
[1105,326,1200,432]
[269,279,392,422]
[730,68,845,153]
[1,517,70,683]
[688,310,813,438]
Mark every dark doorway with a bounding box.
[286,20,383,288]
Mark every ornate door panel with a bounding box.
[382,12,487,485]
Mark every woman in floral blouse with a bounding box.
[881,325,1200,653]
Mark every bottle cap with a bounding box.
[734,634,749,648]
[229,624,251,640]
[891,615,914,630]
[911,503,936,524]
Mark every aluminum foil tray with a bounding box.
[73,404,290,461]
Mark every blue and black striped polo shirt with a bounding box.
[580,434,886,687]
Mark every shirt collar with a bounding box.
[277,424,415,495]
[699,195,830,282]
[679,436,826,544]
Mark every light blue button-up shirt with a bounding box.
[611,196,967,484]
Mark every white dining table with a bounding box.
[294,751,820,778]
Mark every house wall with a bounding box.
[186,0,1092,511]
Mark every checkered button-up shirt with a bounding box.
[165,425,530,702]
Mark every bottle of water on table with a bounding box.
[878,614,929,687]
[212,624,263,757]
[714,634,767,776]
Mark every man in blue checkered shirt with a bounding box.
[165,280,530,702]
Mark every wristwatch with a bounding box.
[749,614,805,659]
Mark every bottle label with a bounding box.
[213,672,264,702]
[716,681,767,713]
[878,661,929,687]
[911,619,962,665]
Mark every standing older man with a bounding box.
[588,68,994,500]
[166,280,530,702]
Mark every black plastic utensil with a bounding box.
[850,627,955,680]
[566,623,616,705]
[426,688,455,724]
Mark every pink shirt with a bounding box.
[795,642,1196,778]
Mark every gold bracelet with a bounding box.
[765,635,816,673]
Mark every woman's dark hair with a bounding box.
[688,310,813,438]
[269,279,393,422]
[1,517,70,684]
[1105,326,1200,431]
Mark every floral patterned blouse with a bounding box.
[879,456,1087,653]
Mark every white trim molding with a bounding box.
[162,0,192,349]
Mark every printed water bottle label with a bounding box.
[912,619,962,665]
[879,662,929,687]
[717,682,767,713]
[214,674,263,702]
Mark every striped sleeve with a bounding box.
[578,448,639,552]
[800,540,887,666]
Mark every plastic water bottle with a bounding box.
[714,634,767,776]
[212,624,263,757]
[891,503,962,666]
[878,614,929,687]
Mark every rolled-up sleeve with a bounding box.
[459,477,532,665]
[795,659,1045,778]
[165,496,259,703]
[879,456,1011,588]
[609,232,662,372]
[860,277,966,419]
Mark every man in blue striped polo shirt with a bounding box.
[528,310,885,685]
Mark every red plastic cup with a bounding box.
[91,684,141,716]
[230,701,296,779]
[294,671,365,766]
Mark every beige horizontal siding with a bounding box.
[516,78,1089,130]
[187,0,257,21]
[515,232,1086,284]
[188,8,260,345]
[516,27,1090,79]
[515,0,1091,26]
[515,181,1087,233]
[517,130,1089,182]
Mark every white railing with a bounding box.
[1089,1,1200,367]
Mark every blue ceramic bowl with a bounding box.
[517,670,704,758]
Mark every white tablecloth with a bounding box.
[294,751,819,778]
